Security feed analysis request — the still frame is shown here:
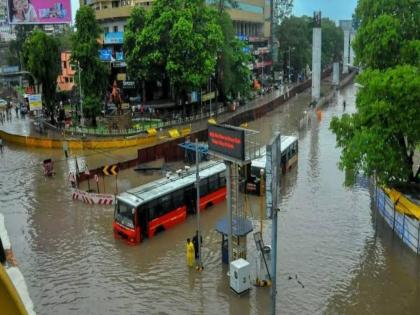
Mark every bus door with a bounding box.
[184,184,195,213]
[137,206,148,240]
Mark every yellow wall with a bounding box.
[0,130,159,149]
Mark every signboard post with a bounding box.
[265,132,281,315]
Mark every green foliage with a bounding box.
[321,18,344,65]
[216,12,251,100]
[5,25,34,67]
[125,0,223,104]
[124,6,146,86]
[331,0,420,185]
[276,16,342,80]
[353,0,419,69]
[71,6,108,119]
[21,29,60,114]
[353,15,402,69]
[330,66,420,184]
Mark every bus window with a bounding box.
[200,178,209,197]
[209,174,219,192]
[172,190,184,209]
[147,200,158,221]
[219,172,226,187]
[115,201,135,229]
[158,194,172,216]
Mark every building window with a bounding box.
[112,1,119,7]
[63,61,67,69]
[104,26,109,33]
[64,77,69,83]
[113,26,118,32]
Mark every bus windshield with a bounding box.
[115,201,135,229]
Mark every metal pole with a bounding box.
[226,161,233,272]
[195,138,202,268]
[271,206,278,315]
[288,47,291,83]
[78,62,84,126]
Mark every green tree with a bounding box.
[126,0,223,111]
[353,0,419,69]
[71,6,108,125]
[276,16,311,80]
[124,6,146,101]
[6,25,34,67]
[21,29,60,121]
[321,18,343,67]
[330,66,420,184]
[216,11,251,102]
[330,0,420,185]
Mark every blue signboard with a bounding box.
[104,32,124,44]
[99,49,112,61]
[236,34,249,41]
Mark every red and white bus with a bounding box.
[113,161,227,244]
[114,136,298,244]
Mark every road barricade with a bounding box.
[72,189,115,205]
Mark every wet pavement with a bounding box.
[0,83,419,314]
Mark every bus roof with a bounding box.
[117,160,226,207]
[251,135,298,169]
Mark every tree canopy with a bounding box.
[71,5,108,122]
[330,0,420,185]
[276,16,342,81]
[21,29,60,118]
[125,0,226,107]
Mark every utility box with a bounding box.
[230,258,251,294]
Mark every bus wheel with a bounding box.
[155,226,165,235]
[205,202,213,209]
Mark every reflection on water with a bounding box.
[0,84,419,314]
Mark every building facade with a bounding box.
[57,51,75,92]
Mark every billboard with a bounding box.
[265,132,281,218]
[208,124,245,161]
[27,94,42,111]
[8,0,72,24]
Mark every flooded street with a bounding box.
[1,83,419,314]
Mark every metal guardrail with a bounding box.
[65,107,228,137]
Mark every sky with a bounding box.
[70,0,358,24]
[293,0,358,22]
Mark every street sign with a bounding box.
[28,94,42,111]
[103,165,119,176]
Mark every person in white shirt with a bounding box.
[10,0,38,23]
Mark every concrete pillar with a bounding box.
[312,27,322,101]
[332,62,339,85]
[349,32,355,67]
[343,30,350,74]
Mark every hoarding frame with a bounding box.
[7,0,72,25]
[265,132,281,219]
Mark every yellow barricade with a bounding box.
[168,128,180,138]
[147,128,157,136]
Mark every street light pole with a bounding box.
[288,47,291,83]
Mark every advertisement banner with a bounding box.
[8,0,72,24]
[28,94,42,111]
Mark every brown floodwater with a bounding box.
[0,83,419,314]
